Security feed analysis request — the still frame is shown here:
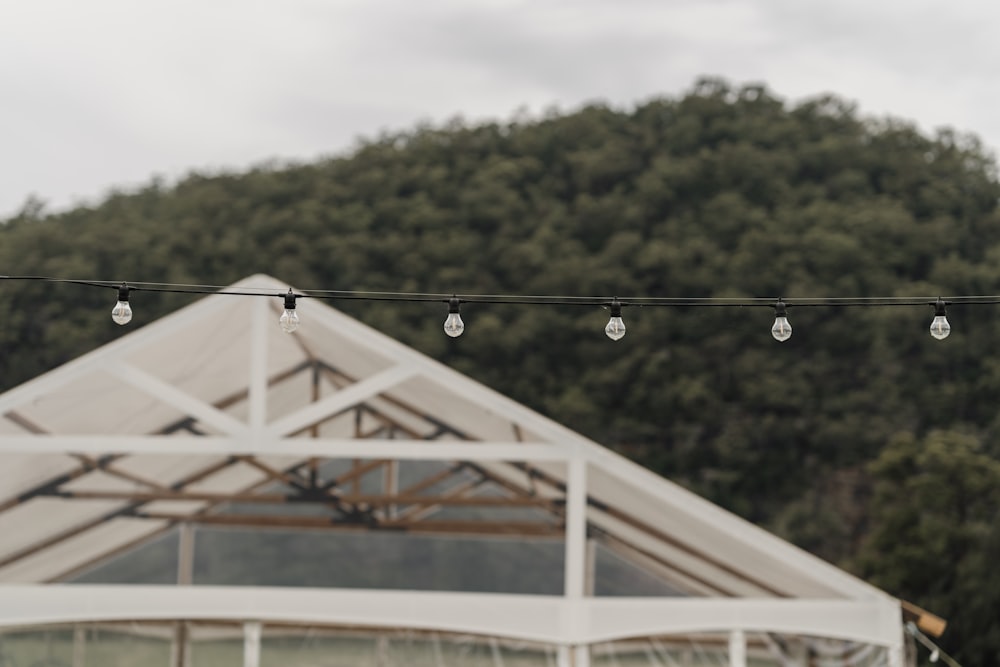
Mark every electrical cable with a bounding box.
[0,274,988,341]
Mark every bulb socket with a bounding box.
[774,299,787,317]
[933,298,948,317]
[117,282,130,303]
[283,288,297,310]
[609,298,622,318]
[448,296,461,314]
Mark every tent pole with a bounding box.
[72,625,85,667]
[563,455,589,667]
[242,622,261,667]
[729,629,746,667]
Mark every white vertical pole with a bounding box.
[243,622,261,667]
[72,626,86,667]
[376,636,389,667]
[490,636,504,667]
[564,456,587,598]
[248,292,269,430]
[563,454,589,667]
[728,629,746,667]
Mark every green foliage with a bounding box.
[3,78,1000,662]
[857,431,1000,665]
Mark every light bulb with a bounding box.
[771,300,791,342]
[605,299,625,341]
[279,288,300,333]
[930,298,950,340]
[444,297,464,337]
[930,316,950,340]
[279,309,299,333]
[111,283,132,325]
[929,649,939,663]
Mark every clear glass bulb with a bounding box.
[771,316,792,342]
[930,315,950,340]
[605,316,626,341]
[111,300,132,325]
[279,309,300,333]
[444,312,464,337]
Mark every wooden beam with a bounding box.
[901,599,947,638]
[133,512,562,536]
[323,458,389,491]
[392,479,485,522]
[71,454,172,492]
[0,456,242,571]
[235,456,312,492]
[52,489,558,508]
[319,364,471,441]
[266,365,417,438]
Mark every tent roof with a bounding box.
[0,275,890,602]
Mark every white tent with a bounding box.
[0,275,924,666]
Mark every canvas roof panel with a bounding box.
[0,275,893,607]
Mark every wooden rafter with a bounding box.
[3,343,749,600]
[0,455,244,571]
[131,512,562,537]
[49,489,558,508]
[70,454,173,493]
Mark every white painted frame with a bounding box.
[0,275,907,667]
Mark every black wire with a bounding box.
[1,275,997,309]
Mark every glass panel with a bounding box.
[0,626,171,667]
[192,529,565,593]
[71,529,179,585]
[259,629,557,667]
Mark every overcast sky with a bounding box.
[2,0,999,218]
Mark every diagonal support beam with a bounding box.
[264,364,419,437]
[108,364,252,437]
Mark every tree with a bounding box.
[856,431,1000,665]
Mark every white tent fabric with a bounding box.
[0,275,906,666]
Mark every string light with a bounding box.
[279,288,300,333]
[930,298,951,340]
[443,296,464,338]
[604,298,626,341]
[110,282,132,326]
[771,299,791,342]
[1,275,995,343]
[905,622,963,667]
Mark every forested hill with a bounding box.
[3,78,1000,663]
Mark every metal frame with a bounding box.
[0,275,908,667]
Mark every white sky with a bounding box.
[2,0,999,218]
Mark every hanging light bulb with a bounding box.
[111,282,132,325]
[929,649,939,663]
[771,299,791,342]
[929,298,950,340]
[605,298,626,341]
[444,296,465,337]
[279,288,300,333]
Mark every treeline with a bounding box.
[2,78,1000,664]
